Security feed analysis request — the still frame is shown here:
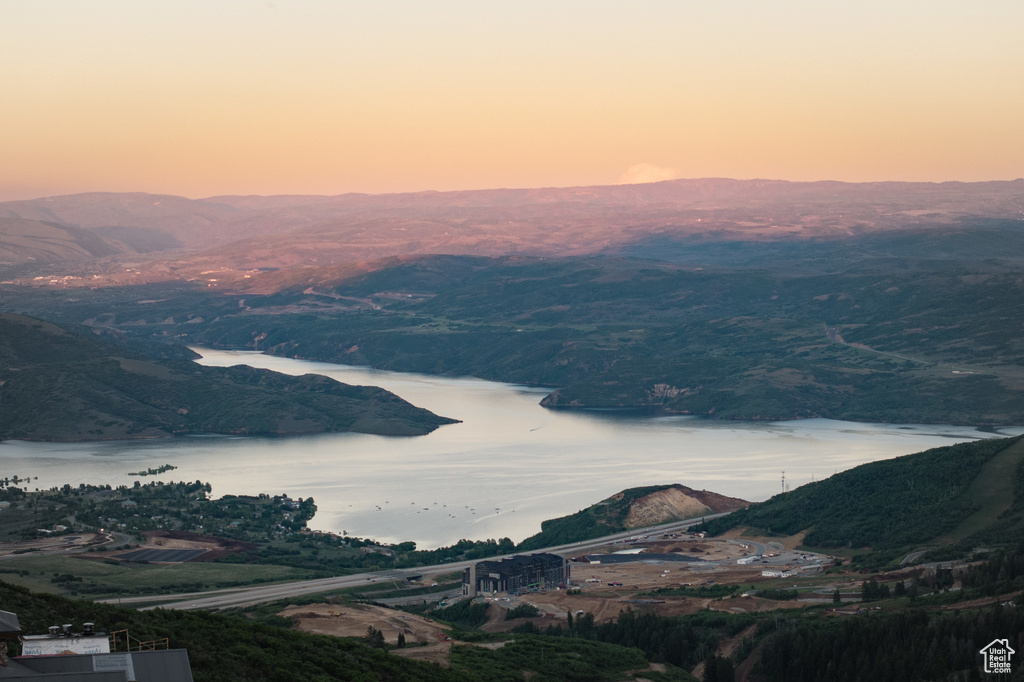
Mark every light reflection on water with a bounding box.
[1,348,1019,549]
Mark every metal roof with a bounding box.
[6,650,193,682]
[475,552,564,572]
[0,611,20,637]
[0,658,126,681]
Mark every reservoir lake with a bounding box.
[2,349,1021,549]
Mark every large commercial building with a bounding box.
[463,553,569,597]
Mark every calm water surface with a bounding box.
[2,349,1019,548]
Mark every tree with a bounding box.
[576,612,596,638]
[717,656,735,682]
[364,626,385,649]
[833,589,841,604]
[704,655,719,682]
[704,655,735,682]
[396,632,406,648]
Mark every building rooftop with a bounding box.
[0,612,20,639]
[476,552,562,571]
[1,649,193,682]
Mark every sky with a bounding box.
[2,1,1022,201]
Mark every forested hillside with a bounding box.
[19,249,1020,425]
[697,435,1024,563]
[0,313,454,441]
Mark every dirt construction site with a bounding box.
[490,530,835,622]
[280,530,837,667]
[0,531,114,557]
[280,602,459,665]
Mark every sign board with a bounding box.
[21,636,111,656]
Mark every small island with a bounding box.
[127,464,178,477]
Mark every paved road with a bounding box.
[900,550,929,566]
[103,512,733,611]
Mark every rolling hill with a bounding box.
[0,313,455,441]
[0,217,136,264]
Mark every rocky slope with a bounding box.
[623,485,749,528]
[517,484,748,550]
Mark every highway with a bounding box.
[101,512,732,611]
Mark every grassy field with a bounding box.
[938,437,1024,546]
[0,553,309,598]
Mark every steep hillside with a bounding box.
[696,435,1024,563]
[517,484,747,550]
[0,313,454,441]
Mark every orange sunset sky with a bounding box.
[2,1,1022,201]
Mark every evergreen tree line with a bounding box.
[513,608,753,672]
[962,545,1024,596]
[694,437,1018,551]
[757,605,1024,682]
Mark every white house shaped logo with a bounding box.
[980,638,1015,674]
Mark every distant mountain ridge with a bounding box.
[1,179,1021,278]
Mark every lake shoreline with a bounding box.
[2,348,1020,549]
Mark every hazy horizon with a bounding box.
[3,1,1022,202]
[4,175,1024,207]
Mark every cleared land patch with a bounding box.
[937,437,1024,545]
[115,548,208,563]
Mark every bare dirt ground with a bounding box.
[528,558,807,622]
[281,602,448,644]
[281,602,458,666]
[0,532,109,557]
[718,528,809,550]
[460,534,832,631]
[708,595,807,614]
[140,530,257,561]
[282,535,835,668]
